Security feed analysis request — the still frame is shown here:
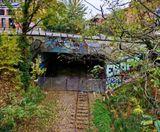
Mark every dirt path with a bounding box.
[49,91,77,131]
[47,90,102,132]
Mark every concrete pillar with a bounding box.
[4,9,8,16]
[6,18,9,29]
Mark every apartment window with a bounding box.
[2,18,6,28]
[0,9,4,15]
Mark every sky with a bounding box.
[84,0,107,18]
[84,0,130,18]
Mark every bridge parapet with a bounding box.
[41,36,109,55]
[0,27,108,40]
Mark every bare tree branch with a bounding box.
[135,0,160,19]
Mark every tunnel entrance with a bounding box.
[46,56,89,77]
[45,53,105,77]
[40,52,106,92]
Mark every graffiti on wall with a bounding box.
[106,55,142,77]
[106,55,142,89]
[44,37,88,54]
[43,37,104,54]
[106,62,131,77]
[106,76,122,89]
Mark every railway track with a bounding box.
[69,92,90,131]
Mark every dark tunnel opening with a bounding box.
[42,52,106,78]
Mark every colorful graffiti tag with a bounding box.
[106,55,142,89]
[43,37,104,54]
[106,63,130,77]
[106,76,122,89]
[44,37,87,54]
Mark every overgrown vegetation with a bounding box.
[0,0,160,131]
[0,34,48,131]
[0,0,61,130]
[0,34,21,107]
[91,0,160,131]
[92,72,160,131]
[0,86,44,131]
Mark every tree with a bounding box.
[43,0,87,33]
[62,0,87,33]
[42,1,68,32]
[0,34,21,73]
[4,0,61,89]
[64,0,87,20]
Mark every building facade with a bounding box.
[0,0,19,29]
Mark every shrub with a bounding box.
[0,86,45,131]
